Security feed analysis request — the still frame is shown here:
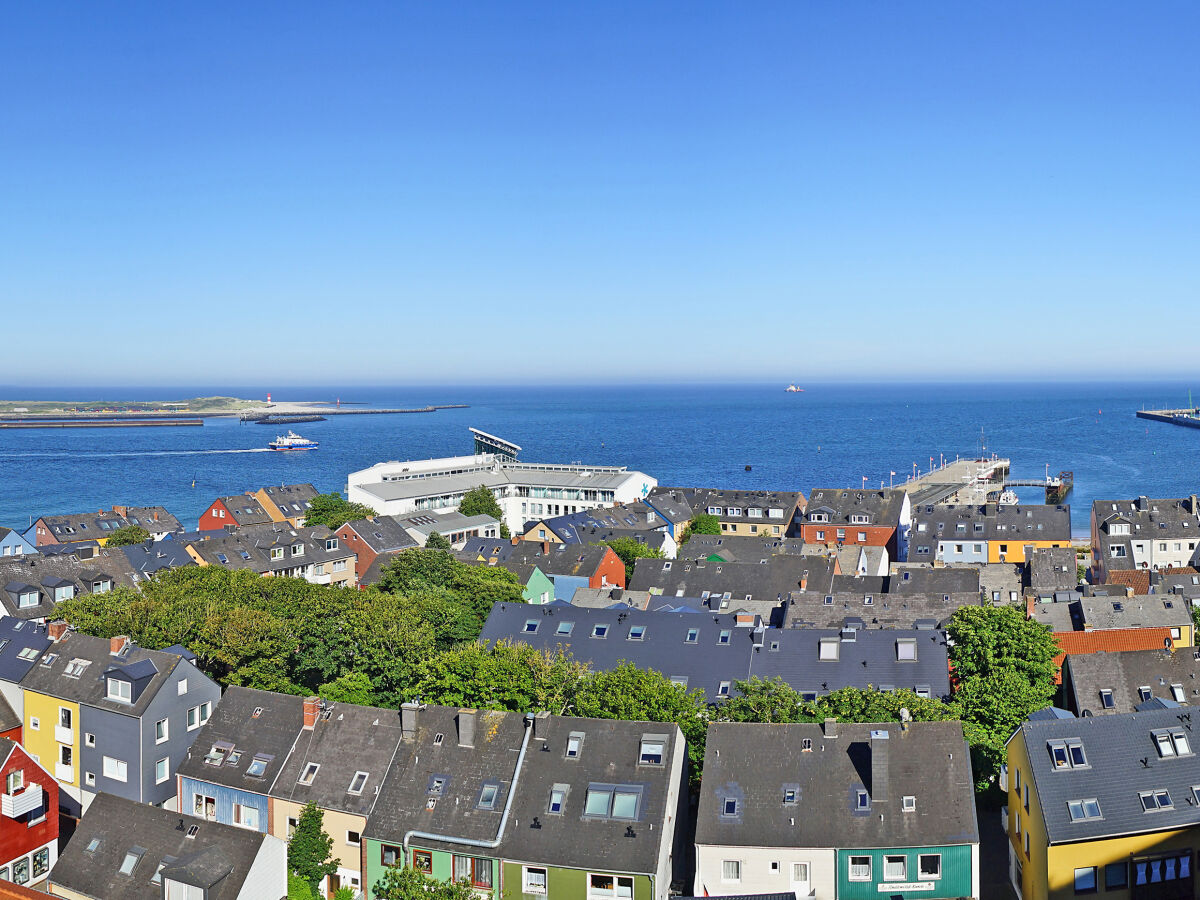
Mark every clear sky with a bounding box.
[2,2,1198,385]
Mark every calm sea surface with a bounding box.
[1,382,1197,537]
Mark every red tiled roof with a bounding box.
[0,882,45,898]
[1051,627,1176,682]
[1108,570,1150,594]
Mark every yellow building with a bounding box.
[1006,707,1200,900]
[988,538,1071,565]
[23,690,81,805]
[271,799,368,896]
[254,483,320,527]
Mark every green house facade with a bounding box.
[523,566,555,605]
[364,841,502,899]
[835,845,976,900]
[499,862,654,900]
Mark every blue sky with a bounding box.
[2,2,1198,385]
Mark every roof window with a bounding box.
[477,783,500,810]
[639,736,666,766]
[347,771,369,795]
[1140,789,1173,811]
[118,847,144,876]
[1067,798,1102,822]
[246,754,273,778]
[1048,739,1088,769]
[298,762,320,785]
[566,733,584,759]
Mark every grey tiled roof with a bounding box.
[0,550,138,619]
[680,535,807,562]
[1027,547,1079,592]
[0,618,52,685]
[340,516,419,554]
[176,687,304,793]
[270,701,405,817]
[651,487,806,526]
[213,495,273,526]
[1030,594,1193,633]
[37,505,183,540]
[1063,648,1200,716]
[696,721,977,850]
[803,489,906,527]
[49,792,273,900]
[1017,706,1200,844]
[628,556,838,602]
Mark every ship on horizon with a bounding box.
[269,431,319,451]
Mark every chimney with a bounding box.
[400,701,420,741]
[457,709,477,748]
[109,635,130,656]
[1191,495,1198,517]
[823,718,838,739]
[48,621,69,642]
[870,729,890,802]
[533,710,551,741]
[302,696,320,730]
[1137,496,1149,511]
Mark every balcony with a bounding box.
[54,763,74,783]
[1,783,42,818]
[55,725,74,745]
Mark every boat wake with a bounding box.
[0,448,275,460]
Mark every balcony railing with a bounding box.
[1,783,42,818]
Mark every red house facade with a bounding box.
[0,739,58,889]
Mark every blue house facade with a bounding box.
[0,528,36,559]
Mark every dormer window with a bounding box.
[270,548,284,561]
[325,538,339,551]
[17,591,38,609]
[810,513,828,523]
[107,678,132,703]
[291,543,304,557]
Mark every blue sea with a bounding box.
[0,382,1197,537]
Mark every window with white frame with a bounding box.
[523,867,548,894]
[155,718,169,743]
[883,855,907,881]
[848,856,871,881]
[102,756,128,782]
[588,873,634,899]
[107,678,132,703]
[155,757,170,784]
[233,802,259,830]
[919,854,942,879]
[721,861,741,882]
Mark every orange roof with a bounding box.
[1108,570,1149,594]
[1051,627,1175,682]
[0,882,45,899]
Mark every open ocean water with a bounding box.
[1,382,1198,537]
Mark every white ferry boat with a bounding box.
[269,431,318,451]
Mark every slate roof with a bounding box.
[49,792,273,900]
[1030,594,1193,633]
[479,603,951,700]
[400,510,499,539]
[258,483,319,519]
[213,495,274,527]
[909,502,1071,555]
[0,692,19,734]
[696,721,977,851]
[1093,496,1200,573]
[802,489,906,528]
[184,523,352,573]
[0,618,53,686]
[19,631,185,717]
[364,705,528,850]
[628,556,838,603]
[641,490,695,527]
[1063,648,1200,716]
[458,540,615,581]
[0,550,138,619]
[270,700,405,817]
[784,589,985,631]
[680,535,807,562]
[339,516,419,554]
[176,687,304,792]
[569,588,658,610]
[36,505,183,540]
[1028,547,1081,592]
[654,487,805,526]
[527,501,671,545]
[499,713,684,875]
[120,539,197,578]
[838,567,980,596]
[1015,706,1200,844]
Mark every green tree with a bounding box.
[288,802,338,898]
[946,605,1060,688]
[718,677,811,723]
[319,671,377,706]
[954,670,1054,790]
[104,525,151,546]
[603,538,665,581]
[374,866,478,900]
[412,641,589,713]
[679,513,721,544]
[303,492,378,529]
[425,531,451,550]
[573,663,710,781]
[458,485,510,538]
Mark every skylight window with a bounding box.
[246,755,272,778]
[685,629,699,644]
[639,737,665,766]
[1048,739,1088,769]
[478,784,499,809]
[548,785,567,814]
[1140,790,1173,811]
[1068,799,1102,822]
[347,771,368,794]
[628,625,646,641]
[566,733,583,758]
[556,622,573,635]
[718,630,731,645]
[298,763,320,785]
[523,620,539,634]
[1099,689,1115,709]
[592,624,608,639]
[119,847,144,875]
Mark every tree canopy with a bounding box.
[603,537,665,580]
[458,485,510,538]
[104,525,151,546]
[424,531,451,550]
[303,492,378,530]
[374,867,478,900]
[288,803,338,898]
[680,513,721,543]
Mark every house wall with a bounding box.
[236,833,289,900]
[198,499,233,532]
[28,520,57,547]
[551,574,589,602]
[0,744,58,887]
[335,524,379,581]
[22,691,80,811]
[694,846,835,899]
[591,549,626,589]
[138,662,220,807]
[800,524,897,550]
[78,706,141,804]
[720,521,789,538]
[1008,730,1049,900]
[0,531,36,558]
[934,540,989,564]
[834,845,975,900]
[270,799,367,894]
[1043,831,1195,900]
[523,569,555,605]
[654,731,687,900]
[499,863,651,900]
[179,775,270,833]
[988,540,1070,564]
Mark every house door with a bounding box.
[791,862,811,897]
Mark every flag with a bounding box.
[890,471,896,476]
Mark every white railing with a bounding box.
[1,783,42,818]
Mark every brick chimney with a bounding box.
[823,717,838,739]
[109,635,130,655]
[48,621,69,642]
[532,710,551,742]
[302,696,321,730]
[457,708,477,748]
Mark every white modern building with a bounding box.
[346,440,656,534]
